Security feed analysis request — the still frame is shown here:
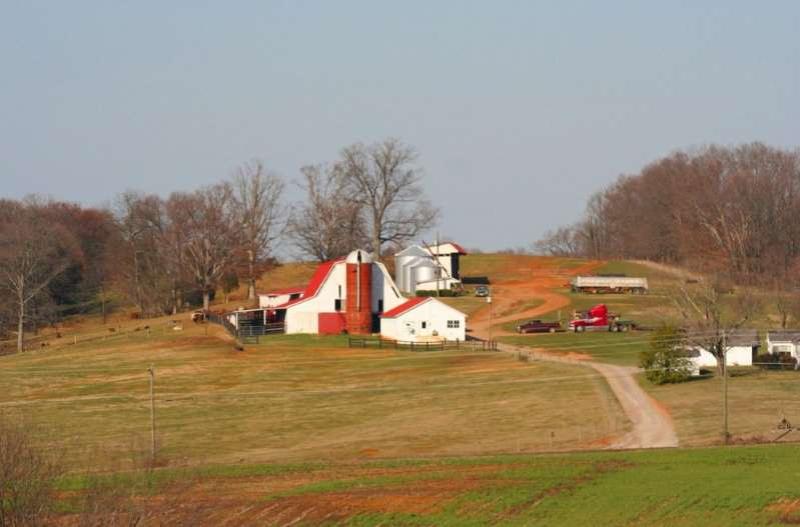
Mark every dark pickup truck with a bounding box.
[516,320,561,334]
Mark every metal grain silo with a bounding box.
[394,246,429,293]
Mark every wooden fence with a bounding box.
[348,337,498,352]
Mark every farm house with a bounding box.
[684,330,760,373]
[766,331,800,359]
[230,249,467,340]
[379,296,467,342]
[394,242,467,294]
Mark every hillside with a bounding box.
[4,252,800,524]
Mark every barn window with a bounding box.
[421,321,427,329]
[334,299,342,311]
[447,320,460,328]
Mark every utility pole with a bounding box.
[435,232,440,297]
[488,290,493,344]
[721,330,729,444]
[148,365,156,463]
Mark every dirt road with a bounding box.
[470,258,678,449]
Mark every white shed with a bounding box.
[685,330,759,373]
[766,331,800,359]
[380,297,467,342]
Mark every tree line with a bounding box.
[535,142,800,284]
[0,138,436,351]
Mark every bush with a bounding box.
[755,353,798,371]
[640,325,693,385]
[0,415,63,526]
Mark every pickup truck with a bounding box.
[516,320,561,334]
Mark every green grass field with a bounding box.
[55,443,800,525]
[499,331,650,366]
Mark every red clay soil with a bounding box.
[470,260,602,338]
[119,464,512,527]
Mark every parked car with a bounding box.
[516,320,561,334]
[475,285,490,297]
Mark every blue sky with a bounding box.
[1,1,798,252]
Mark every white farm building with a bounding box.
[229,249,467,342]
[684,330,760,374]
[380,297,467,342]
[766,331,800,359]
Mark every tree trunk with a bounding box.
[17,298,24,353]
[203,290,210,311]
[100,282,107,324]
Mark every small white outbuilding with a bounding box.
[684,330,759,374]
[380,297,467,342]
[766,331,800,359]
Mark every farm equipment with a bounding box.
[516,320,562,334]
[570,276,648,294]
[568,304,637,332]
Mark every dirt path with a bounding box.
[469,261,600,337]
[470,258,678,449]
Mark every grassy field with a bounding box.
[500,331,651,367]
[0,319,627,471]
[55,443,800,525]
[641,368,800,446]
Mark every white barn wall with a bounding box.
[373,262,405,313]
[259,293,292,308]
[285,264,346,334]
[690,346,755,368]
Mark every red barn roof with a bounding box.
[380,297,430,318]
[262,287,305,296]
[271,257,345,310]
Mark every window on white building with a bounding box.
[447,320,460,328]
[421,321,427,329]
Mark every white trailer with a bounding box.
[571,276,648,294]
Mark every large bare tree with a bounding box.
[287,164,367,261]
[0,207,75,352]
[180,184,240,310]
[672,276,760,375]
[232,161,286,300]
[337,138,437,258]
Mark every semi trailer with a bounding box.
[571,276,648,294]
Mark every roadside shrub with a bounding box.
[640,325,693,385]
[755,353,798,371]
[0,415,63,527]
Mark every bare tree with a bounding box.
[232,161,286,300]
[287,165,367,261]
[0,208,74,352]
[672,276,760,375]
[180,184,240,310]
[533,225,584,256]
[337,138,437,258]
[113,192,176,317]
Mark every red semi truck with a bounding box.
[568,304,636,332]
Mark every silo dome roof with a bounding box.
[346,249,373,264]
